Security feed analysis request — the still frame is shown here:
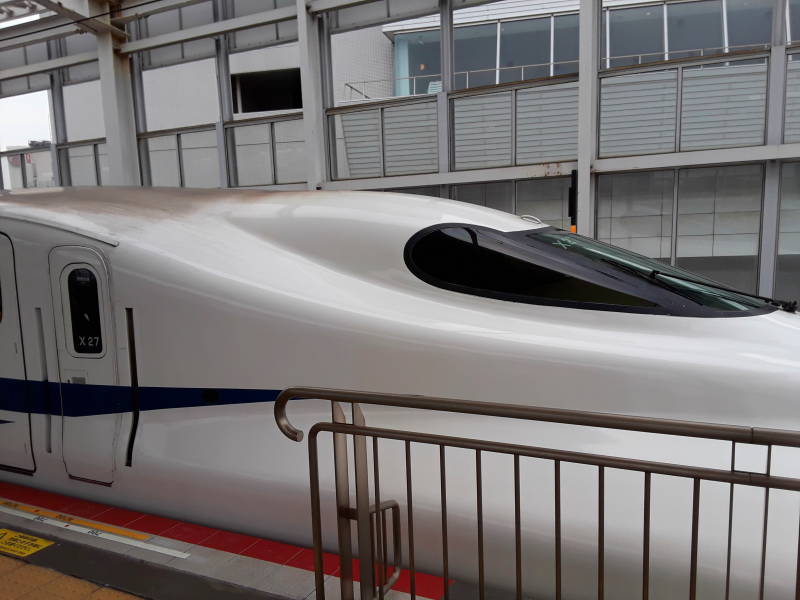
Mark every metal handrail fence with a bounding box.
[275,387,800,600]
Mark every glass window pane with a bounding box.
[776,163,800,300]
[791,0,800,42]
[454,24,498,89]
[25,151,55,188]
[516,178,571,230]
[609,6,664,67]
[394,30,441,96]
[68,268,103,354]
[667,0,723,59]
[1,156,23,189]
[0,91,52,151]
[597,170,674,261]
[96,144,109,185]
[273,120,306,183]
[181,130,220,188]
[233,124,273,186]
[499,18,550,84]
[727,0,777,49]
[67,146,97,186]
[676,164,763,293]
[452,181,513,213]
[148,135,180,187]
[553,14,579,75]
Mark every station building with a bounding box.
[0,0,798,301]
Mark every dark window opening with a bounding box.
[67,268,103,354]
[406,224,775,317]
[232,69,303,113]
[409,226,655,309]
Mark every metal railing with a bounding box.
[275,387,800,600]
[341,60,579,104]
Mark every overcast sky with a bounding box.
[0,91,52,152]
[0,14,52,152]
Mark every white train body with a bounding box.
[0,187,799,599]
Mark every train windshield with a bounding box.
[523,228,769,312]
[406,224,777,317]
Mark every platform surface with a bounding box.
[0,481,446,600]
[0,554,141,600]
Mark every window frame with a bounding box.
[405,223,777,318]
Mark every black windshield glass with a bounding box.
[406,223,775,317]
[523,229,768,312]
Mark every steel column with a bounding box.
[577,0,599,237]
[297,0,327,189]
[94,0,139,186]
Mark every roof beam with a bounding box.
[118,4,296,53]
[34,0,127,40]
[0,14,80,51]
[0,50,96,80]
[111,0,207,25]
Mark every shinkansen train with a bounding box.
[1,187,799,599]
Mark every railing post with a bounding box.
[352,403,374,599]
[332,402,354,600]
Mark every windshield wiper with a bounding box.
[599,259,798,313]
[649,270,798,313]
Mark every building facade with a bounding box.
[0,0,798,301]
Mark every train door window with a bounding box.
[66,267,103,355]
[407,226,655,309]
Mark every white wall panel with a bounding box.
[383,100,438,175]
[784,60,800,143]
[599,70,677,157]
[143,59,220,131]
[64,81,105,142]
[229,42,299,75]
[680,63,767,151]
[516,82,578,164]
[453,91,512,170]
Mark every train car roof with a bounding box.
[0,186,538,247]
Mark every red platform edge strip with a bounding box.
[0,481,447,599]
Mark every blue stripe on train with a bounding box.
[0,377,280,417]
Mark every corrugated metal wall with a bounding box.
[453,91,513,169]
[337,99,439,178]
[383,100,439,175]
[600,61,768,157]
[339,109,383,178]
[680,62,767,151]
[516,81,578,163]
[784,60,800,143]
[599,70,677,157]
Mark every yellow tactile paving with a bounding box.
[0,557,142,600]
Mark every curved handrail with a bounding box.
[273,386,800,447]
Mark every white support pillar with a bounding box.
[297,0,328,190]
[92,0,139,186]
[576,0,599,237]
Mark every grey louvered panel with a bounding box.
[340,109,382,178]
[599,70,677,157]
[680,63,767,151]
[453,92,513,170]
[383,101,438,176]
[785,61,800,143]
[516,82,578,164]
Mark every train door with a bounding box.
[50,246,118,484]
[0,233,34,472]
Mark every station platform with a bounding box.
[0,481,447,600]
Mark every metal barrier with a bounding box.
[275,387,800,600]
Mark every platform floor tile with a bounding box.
[0,556,141,600]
